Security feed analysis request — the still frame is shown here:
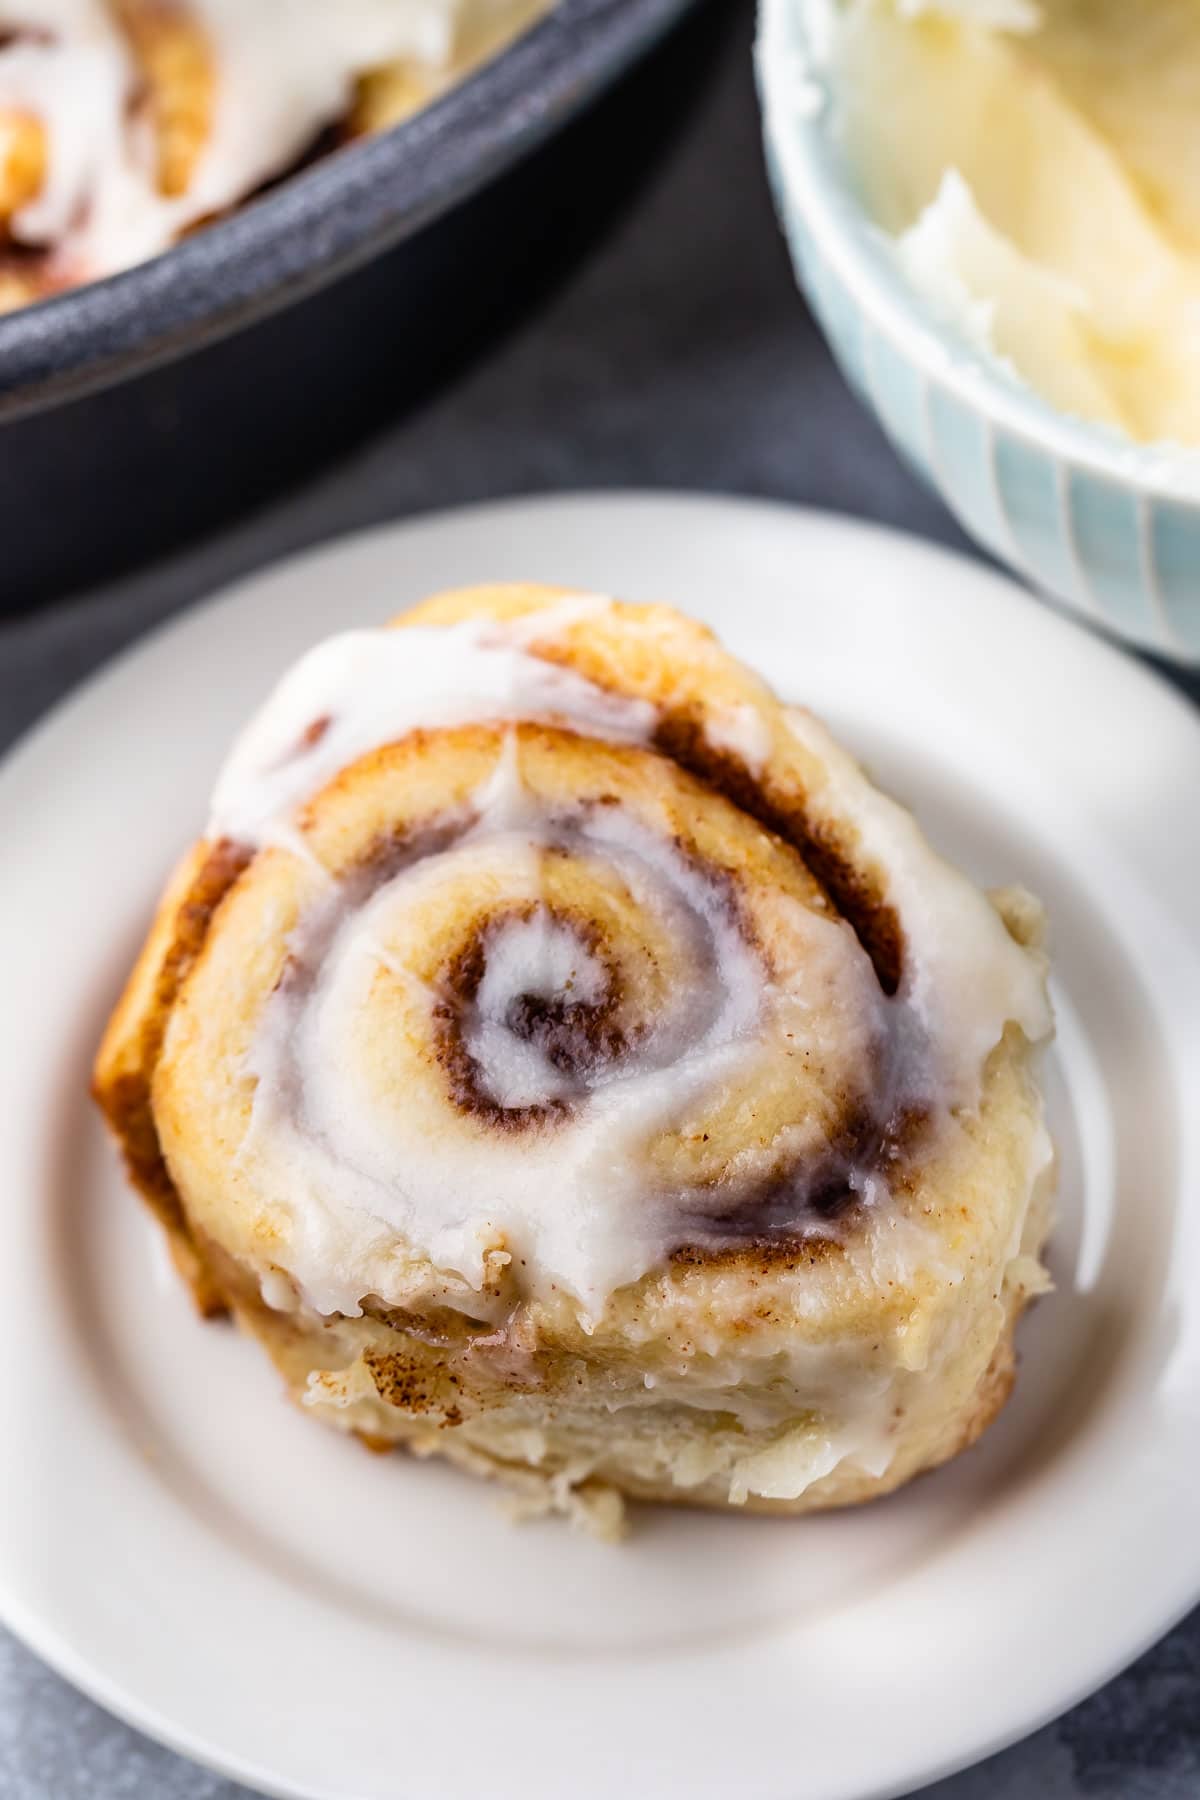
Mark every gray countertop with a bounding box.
[1,5,1196,1796]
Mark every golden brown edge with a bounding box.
[92,836,250,1316]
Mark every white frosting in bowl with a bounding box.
[831,0,1200,452]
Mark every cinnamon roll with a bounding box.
[94,585,1055,1530]
[0,0,548,311]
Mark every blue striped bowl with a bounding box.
[756,0,1200,664]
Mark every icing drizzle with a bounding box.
[211,596,1051,1317]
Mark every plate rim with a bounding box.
[7,491,1200,781]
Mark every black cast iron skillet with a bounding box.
[0,0,713,605]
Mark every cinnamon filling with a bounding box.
[653,710,904,995]
[435,902,628,1130]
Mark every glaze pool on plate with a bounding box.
[1,495,1198,1800]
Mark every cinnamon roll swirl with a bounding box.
[94,584,1055,1530]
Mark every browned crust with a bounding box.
[0,105,53,312]
[0,109,45,227]
[668,1233,843,1274]
[112,1,214,199]
[92,837,250,1315]
[0,252,51,314]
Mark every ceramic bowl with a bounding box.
[756,0,1200,664]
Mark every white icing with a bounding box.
[213,604,788,849]
[703,700,774,775]
[209,605,656,846]
[0,0,530,279]
[896,173,1125,431]
[468,911,606,1108]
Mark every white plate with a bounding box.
[1,494,1198,1800]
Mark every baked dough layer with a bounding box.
[94,584,1054,1526]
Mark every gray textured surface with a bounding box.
[0,6,1197,1797]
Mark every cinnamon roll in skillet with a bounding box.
[0,0,548,312]
[94,585,1055,1533]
